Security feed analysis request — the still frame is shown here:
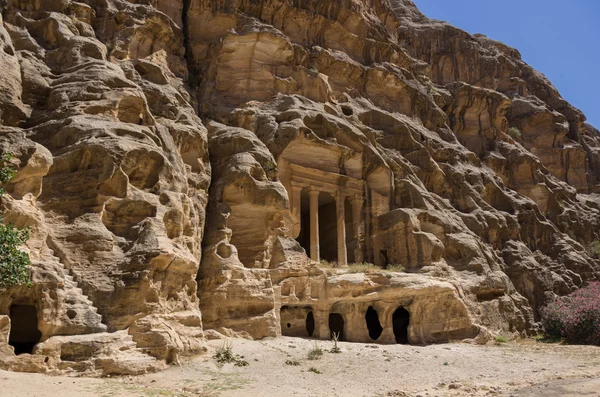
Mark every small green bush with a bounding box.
[308,367,322,374]
[285,359,300,366]
[329,331,341,353]
[508,127,522,140]
[495,336,508,343]
[307,344,324,360]
[588,241,600,259]
[213,340,249,367]
[0,154,32,290]
[346,263,405,274]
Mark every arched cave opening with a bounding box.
[281,305,315,337]
[365,306,383,340]
[392,307,410,344]
[9,304,42,355]
[306,311,315,337]
[328,313,345,341]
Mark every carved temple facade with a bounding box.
[279,136,394,268]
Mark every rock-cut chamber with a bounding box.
[392,307,410,344]
[365,306,383,340]
[280,306,315,337]
[8,305,42,355]
[328,313,345,341]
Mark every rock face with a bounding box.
[0,0,598,374]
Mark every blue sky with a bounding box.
[413,0,600,129]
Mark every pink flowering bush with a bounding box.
[541,282,600,345]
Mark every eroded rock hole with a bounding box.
[328,313,344,341]
[66,309,77,320]
[365,306,383,341]
[216,242,232,259]
[9,305,42,355]
[341,106,353,116]
[392,307,410,344]
[306,311,315,337]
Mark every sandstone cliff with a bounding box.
[0,0,598,375]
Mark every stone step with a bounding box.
[55,266,107,332]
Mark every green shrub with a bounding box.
[213,340,249,367]
[308,367,321,374]
[508,127,522,140]
[0,154,32,289]
[495,336,508,343]
[307,344,324,360]
[588,241,600,259]
[346,262,405,273]
[285,359,300,366]
[329,331,341,353]
[541,282,600,345]
[319,259,338,268]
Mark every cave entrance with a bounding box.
[392,307,410,344]
[306,311,315,337]
[380,250,389,269]
[328,313,345,341]
[8,305,42,355]
[280,306,314,337]
[365,306,383,341]
[318,192,337,262]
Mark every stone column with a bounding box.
[308,186,320,262]
[291,184,303,238]
[314,309,330,340]
[350,194,364,263]
[335,192,348,266]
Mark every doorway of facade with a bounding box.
[392,307,410,344]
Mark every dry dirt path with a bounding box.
[1,337,599,397]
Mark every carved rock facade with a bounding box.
[0,0,598,374]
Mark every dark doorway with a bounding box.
[296,188,310,255]
[318,192,337,262]
[281,305,315,337]
[365,306,383,340]
[392,307,410,344]
[380,250,389,269]
[344,198,356,263]
[306,311,315,337]
[9,305,42,355]
[328,313,345,341]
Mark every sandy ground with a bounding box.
[1,337,599,397]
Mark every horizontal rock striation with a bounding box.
[0,0,598,374]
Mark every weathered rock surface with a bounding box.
[0,0,598,374]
